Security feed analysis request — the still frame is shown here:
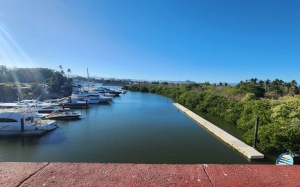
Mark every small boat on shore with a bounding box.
[276,152,294,165]
[45,111,81,120]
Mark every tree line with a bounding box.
[123,79,300,152]
[0,66,72,101]
[0,65,130,101]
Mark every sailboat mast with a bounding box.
[87,68,90,91]
[87,68,89,80]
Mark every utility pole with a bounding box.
[253,117,259,148]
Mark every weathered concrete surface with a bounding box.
[1,163,300,187]
[0,162,48,187]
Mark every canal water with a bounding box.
[0,91,276,164]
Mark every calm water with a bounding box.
[0,91,276,164]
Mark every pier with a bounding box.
[173,103,264,160]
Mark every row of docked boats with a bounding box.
[0,86,126,136]
[43,87,127,108]
[0,100,81,135]
[0,102,60,132]
[70,86,126,104]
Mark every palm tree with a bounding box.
[291,80,299,94]
[237,80,244,88]
[291,80,298,89]
[264,79,271,90]
[204,81,210,86]
[287,80,298,95]
[250,78,258,85]
[283,82,292,95]
[67,68,71,78]
[269,79,284,96]
[58,65,65,76]
[258,80,264,88]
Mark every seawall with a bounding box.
[173,103,264,160]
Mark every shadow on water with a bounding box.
[0,131,67,146]
[54,118,82,122]
[0,136,42,144]
[98,102,111,105]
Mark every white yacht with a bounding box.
[0,104,59,131]
[36,104,70,114]
[92,87,124,95]
[71,92,112,104]
[45,111,81,120]
[71,90,90,98]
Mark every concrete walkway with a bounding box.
[173,103,264,160]
[1,162,300,186]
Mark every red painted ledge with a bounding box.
[1,163,300,187]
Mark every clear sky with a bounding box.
[0,0,299,83]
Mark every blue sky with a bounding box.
[0,0,299,83]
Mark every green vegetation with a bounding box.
[0,65,72,101]
[0,65,130,102]
[123,79,300,152]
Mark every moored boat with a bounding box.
[276,152,294,165]
[0,109,59,131]
[71,94,112,104]
[36,105,70,113]
[58,98,89,108]
[45,111,81,120]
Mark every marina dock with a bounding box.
[173,103,264,160]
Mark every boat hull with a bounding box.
[45,112,81,120]
[276,152,294,165]
[46,116,80,120]
[58,103,88,108]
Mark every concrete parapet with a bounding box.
[1,162,300,186]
